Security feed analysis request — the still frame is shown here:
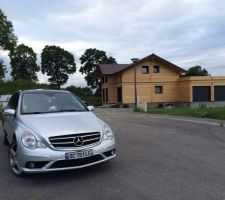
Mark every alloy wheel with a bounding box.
[8,142,23,176]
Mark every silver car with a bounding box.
[2,89,116,176]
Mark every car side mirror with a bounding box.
[3,109,16,117]
[87,106,94,111]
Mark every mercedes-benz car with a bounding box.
[2,89,116,176]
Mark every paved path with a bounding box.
[95,108,224,127]
[1,110,225,200]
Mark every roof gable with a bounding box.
[99,53,186,75]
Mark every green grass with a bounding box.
[148,107,225,120]
[133,107,145,112]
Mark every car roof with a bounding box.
[21,89,71,94]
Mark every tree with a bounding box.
[0,9,17,52]
[66,85,93,97]
[0,9,17,81]
[0,79,51,95]
[185,66,210,77]
[79,48,117,96]
[0,59,7,81]
[41,45,76,89]
[10,44,40,81]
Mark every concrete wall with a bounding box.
[189,101,225,108]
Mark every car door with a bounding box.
[4,92,20,143]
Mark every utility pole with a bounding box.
[131,58,139,109]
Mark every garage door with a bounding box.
[193,86,211,102]
[215,86,225,101]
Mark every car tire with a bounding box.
[8,139,24,177]
[3,131,9,145]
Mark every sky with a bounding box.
[0,0,225,87]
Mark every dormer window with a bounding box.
[142,66,149,74]
[153,66,160,73]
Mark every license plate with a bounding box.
[65,149,93,160]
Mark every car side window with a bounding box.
[7,92,19,110]
[7,94,15,109]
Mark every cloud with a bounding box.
[0,0,225,81]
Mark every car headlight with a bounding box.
[21,132,37,150]
[103,125,114,141]
[21,132,46,150]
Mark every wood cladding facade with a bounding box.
[101,58,225,104]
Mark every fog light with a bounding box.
[103,149,116,157]
[111,149,116,155]
[29,162,35,168]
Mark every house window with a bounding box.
[155,86,163,94]
[142,66,149,74]
[153,66,160,73]
[102,77,105,84]
[105,76,108,83]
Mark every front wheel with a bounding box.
[3,131,9,145]
[8,140,24,176]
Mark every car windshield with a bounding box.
[21,92,87,114]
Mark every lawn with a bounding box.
[147,106,225,120]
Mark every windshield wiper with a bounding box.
[57,109,82,112]
[23,111,50,115]
[23,109,85,114]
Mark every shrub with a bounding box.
[0,104,3,120]
[0,79,51,95]
[134,107,145,112]
[79,96,102,107]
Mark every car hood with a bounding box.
[19,112,103,140]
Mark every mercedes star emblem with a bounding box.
[73,136,84,147]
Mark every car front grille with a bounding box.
[49,132,101,149]
[50,155,103,169]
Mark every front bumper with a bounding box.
[17,140,116,173]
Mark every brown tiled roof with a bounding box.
[99,53,186,75]
[99,64,129,75]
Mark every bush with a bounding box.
[0,79,51,95]
[66,86,93,97]
[0,104,3,120]
[134,107,145,112]
[79,96,102,107]
[0,80,102,111]
[66,86,102,107]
